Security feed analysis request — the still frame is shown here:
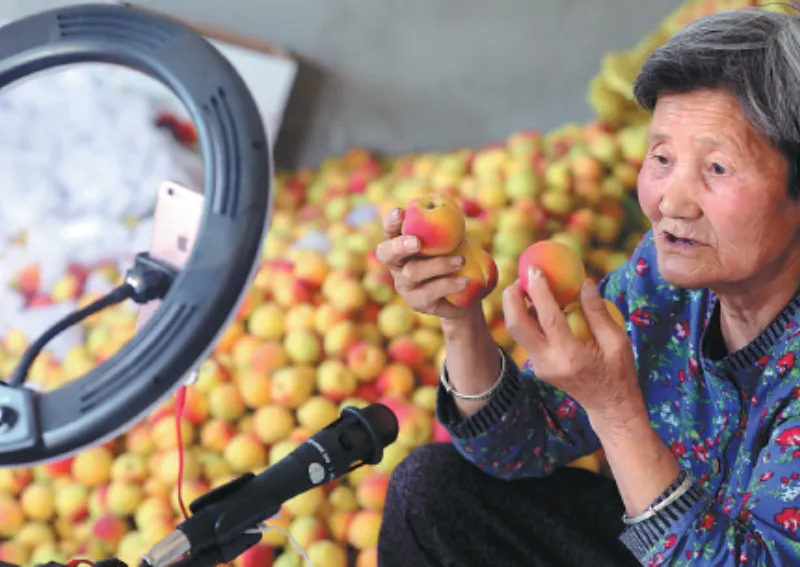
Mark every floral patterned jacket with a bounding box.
[438,230,800,566]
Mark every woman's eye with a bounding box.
[711,162,726,175]
[655,155,668,165]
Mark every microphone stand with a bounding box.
[18,474,325,567]
[144,472,272,567]
[8,477,268,567]
[8,474,271,567]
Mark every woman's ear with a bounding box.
[777,141,800,201]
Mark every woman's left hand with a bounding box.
[502,266,645,423]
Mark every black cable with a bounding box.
[7,284,136,387]
[5,252,178,388]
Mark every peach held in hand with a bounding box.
[401,194,466,256]
[518,240,586,307]
[604,299,627,330]
[564,303,592,343]
[445,240,499,307]
[564,299,627,342]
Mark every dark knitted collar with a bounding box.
[701,289,800,373]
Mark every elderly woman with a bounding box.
[373,8,800,567]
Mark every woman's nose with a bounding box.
[658,176,702,220]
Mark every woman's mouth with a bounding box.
[666,232,694,244]
[663,231,699,249]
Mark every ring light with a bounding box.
[0,2,273,467]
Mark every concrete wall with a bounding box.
[3,0,681,168]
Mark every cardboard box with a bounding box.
[104,1,299,148]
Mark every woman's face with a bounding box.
[637,89,800,291]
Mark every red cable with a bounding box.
[174,385,190,520]
[64,389,189,567]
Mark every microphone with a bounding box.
[141,403,399,567]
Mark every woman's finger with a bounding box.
[375,235,420,267]
[580,279,627,347]
[525,266,573,343]
[400,255,464,287]
[503,280,546,352]
[382,207,404,240]
[406,275,467,309]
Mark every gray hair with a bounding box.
[634,7,800,198]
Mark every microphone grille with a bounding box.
[361,403,399,448]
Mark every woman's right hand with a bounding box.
[374,207,472,320]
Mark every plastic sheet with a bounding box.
[346,203,379,227]
[293,230,333,254]
[0,63,203,344]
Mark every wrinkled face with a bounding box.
[637,89,800,290]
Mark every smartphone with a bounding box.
[135,180,205,332]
